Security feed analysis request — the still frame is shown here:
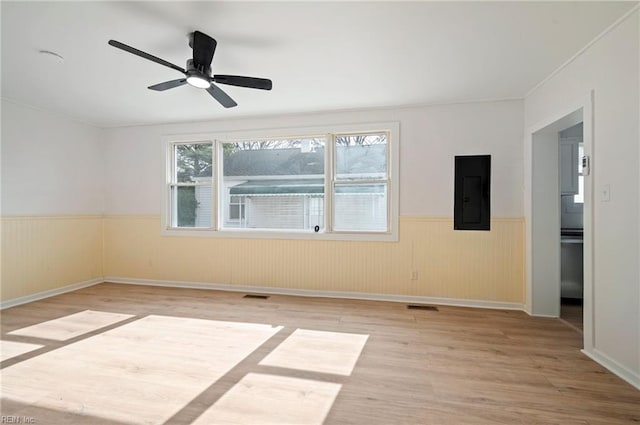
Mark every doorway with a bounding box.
[559,122,584,331]
[525,93,594,351]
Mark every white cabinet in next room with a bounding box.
[560,137,580,195]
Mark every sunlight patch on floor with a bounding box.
[1,315,283,425]
[192,373,342,425]
[0,340,43,361]
[8,310,134,341]
[259,328,369,375]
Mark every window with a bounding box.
[164,123,399,240]
[228,196,246,222]
[168,142,213,228]
[333,133,388,231]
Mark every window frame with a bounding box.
[161,122,399,241]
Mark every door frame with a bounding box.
[524,90,594,351]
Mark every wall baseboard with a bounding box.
[0,278,103,310]
[103,276,525,311]
[582,348,640,390]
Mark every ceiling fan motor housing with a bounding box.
[187,59,210,78]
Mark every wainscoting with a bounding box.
[1,216,103,302]
[2,215,524,307]
[103,216,524,304]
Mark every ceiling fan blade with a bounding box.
[213,75,272,90]
[148,79,187,91]
[206,83,237,108]
[108,40,186,74]
[191,31,216,69]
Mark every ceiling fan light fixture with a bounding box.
[108,31,270,108]
[186,74,211,89]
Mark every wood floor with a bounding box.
[1,283,639,424]
[560,298,584,332]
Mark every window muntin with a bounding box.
[165,125,397,240]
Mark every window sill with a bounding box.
[161,227,398,242]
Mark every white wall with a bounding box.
[103,100,524,218]
[531,131,561,317]
[1,100,104,215]
[1,100,105,301]
[525,9,640,385]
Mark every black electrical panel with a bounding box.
[454,155,491,231]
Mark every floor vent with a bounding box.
[243,294,270,300]
[407,304,438,311]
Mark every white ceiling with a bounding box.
[1,1,636,128]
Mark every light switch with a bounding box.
[601,184,610,202]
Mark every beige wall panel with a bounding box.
[103,216,235,284]
[404,217,525,302]
[104,216,524,303]
[1,216,103,301]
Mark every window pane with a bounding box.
[333,184,387,231]
[335,133,387,180]
[232,195,325,230]
[175,143,213,183]
[229,204,241,220]
[222,138,325,230]
[171,185,212,228]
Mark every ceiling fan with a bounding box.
[108,31,272,108]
